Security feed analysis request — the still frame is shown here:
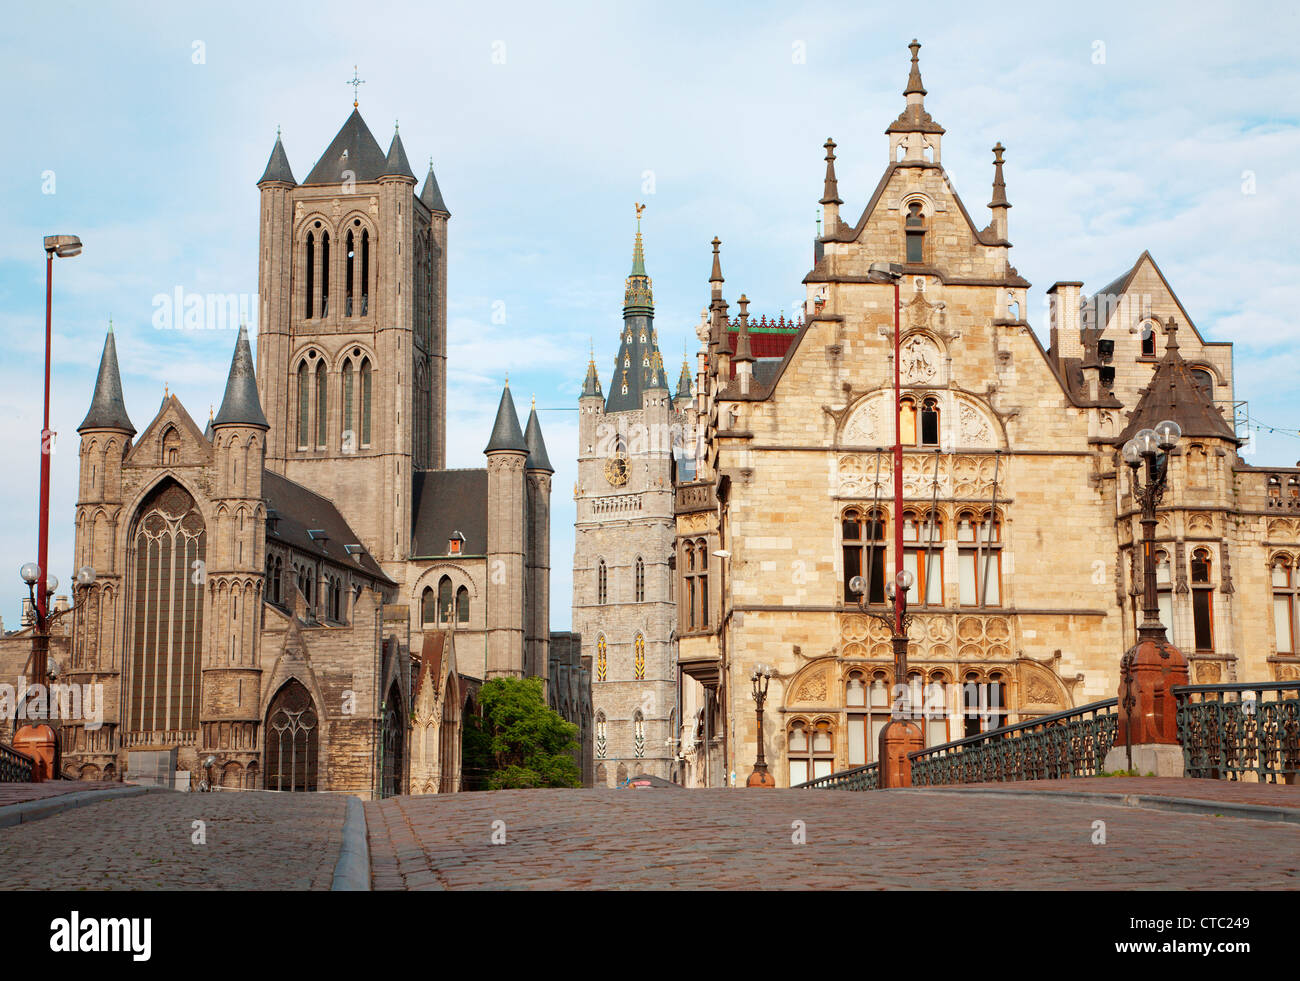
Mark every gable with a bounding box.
[124,396,213,469]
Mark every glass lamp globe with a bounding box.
[849,575,865,596]
[896,569,915,591]
[1134,428,1160,457]
[885,581,896,601]
[75,565,96,588]
[1121,440,1143,467]
[19,562,40,585]
[45,575,58,595]
[1154,419,1182,451]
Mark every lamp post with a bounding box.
[1121,420,1182,642]
[746,663,775,787]
[867,261,906,637]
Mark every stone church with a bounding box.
[0,106,556,795]
[572,215,693,785]
[673,40,1300,788]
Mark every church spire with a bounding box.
[485,382,527,453]
[904,38,927,96]
[383,124,416,180]
[582,344,603,398]
[623,204,653,316]
[78,326,135,434]
[523,402,554,473]
[257,129,296,186]
[676,357,693,400]
[885,39,945,158]
[213,324,269,429]
[606,208,667,412]
[421,157,449,215]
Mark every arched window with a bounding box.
[360,358,372,447]
[161,425,180,466]
[962,671,1007,737]
[846,671,891,767]
[1190,368,1214,399]
[635,556,645,603]
[634,634,645,680]
[1191,547,1214,652]
[1272,557,1296,654]
[360,229,370,315]
[296,362,309,449]
[320,231,330,317]
[902,508,943,606]
[595,711,607,759]
[1155,548,1174,641]
[920,396,940,446]
[842,507,887,604]
[341,358,355,452]
[596,636,607,682]
[127,481,205,736]
[923,671,951,747]
[957,508,1002,607]
[1140,321,1157,357]
[345,229,355,317]
[904,201,926,263]
[456,585,469,623]
[597,559,608,605]
[315,361,328,448]
[421,586,436,625]
[633,711,646,759]
[788,720,835,785]
[305,231,315,319]
[438,576,454,623]
[265,679,318,791]
[900,397,917,445]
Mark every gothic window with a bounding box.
[315,361,328,448]
[127,481,205,735]
[923,672,951,748]
[456,586,469,623]
[341,358,355,452]
[360,229,370,316]
[904,201,926,264]
[845,671,892,767]
[635,556,645,602]
[682,538,710,630]
[1140,322,1157,357]
[330,576,342,621]
[920,396,940,446]
[265,679,318,791]
[900,397,917,445]
[902,509,943,606]
[421,586,436,625]
[305,231,315,319]
[634,634,646,680]
[596,635,607,682]
[957,509,1002,607]
[842,507,887,604]
[788,719,834,785]
[438,576,454,623]
[297,362,309,449]
[597,559,608,605]
[1272,557,1296,654]
[1191,547,1214,652]
[595,711,607,759]
[345,229,355,317]
[320,231,330,317]
[161,425,180,466]
[360,358,373,447]
[634,711,645,758]
[962,671,1007,737]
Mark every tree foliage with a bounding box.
[462,677,581,790]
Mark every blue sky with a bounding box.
[2,1,1298,630]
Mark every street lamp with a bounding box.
[866,261,906,637]
[712,549,733,787]
[746,663,776,787]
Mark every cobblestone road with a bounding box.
[366,785,1300,890]
[0,790,345,890]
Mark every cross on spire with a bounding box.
[347,66,365,108]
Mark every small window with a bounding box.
[905,202,925,264]
[920,397,940,446]
[1190,368,1214,399]
[1140,323,1157,358]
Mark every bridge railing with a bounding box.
[1175,682,1300,784]
[793,761,879,791]
[0,743,35,783]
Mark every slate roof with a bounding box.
[303,109,389,186]
[485,385,527,453]
[78,329,135,434]
[524,406,554,473]
[212,324,269,429]
[257,133,296,185]
[420,161,449,215]
[413,631,448,702]
[383,129,416,179]
[1115,320,1239,445]
[262,469,392,582]
[410,469,490,558]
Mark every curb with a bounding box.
[900,786,1300,826]
[331,796,371,891]
[0,784,162,829]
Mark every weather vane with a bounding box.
[347,66,365,108]
[635,202,646,219]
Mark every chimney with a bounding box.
[1047,282,1084,364]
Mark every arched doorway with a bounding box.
[382,683,404,797]
[265,679,319,791]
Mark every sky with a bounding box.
[2,1,1298,631]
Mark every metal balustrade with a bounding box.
[0,743,35,783]
[1175,682,1300,783]
[794,761,879,790]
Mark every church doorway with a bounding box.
[381,683,405,797]
[265,679,319,791]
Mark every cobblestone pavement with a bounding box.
[0,789,345,890]
[955,777,1300,808]
[0,782,117,808]
[366,787,1300,890]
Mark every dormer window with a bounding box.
[1190,368,1214,399]
[448,531,465,555]
[905,202,926,264]
[1140,321,1157,357]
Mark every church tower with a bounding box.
[573,212,683,785]
[254,104,450,577]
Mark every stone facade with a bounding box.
[673,41,1300,789]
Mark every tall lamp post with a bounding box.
[745,663,775,787]
[1104,418,1188,776]
[867,261,905,637]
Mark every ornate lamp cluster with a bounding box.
[746,663,776,787]
[1120,419,1182,640]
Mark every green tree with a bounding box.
[462,677,581,790]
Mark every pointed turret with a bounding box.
[606,210,668,412]
[257,130,296,186]
[886,40,944,162]
[420,158,449,215]
[213,324,269,429]
[303,108,388,185]
[820,138,842,206]
[485,382,528,453]
[623,209,654,316]
[383,124,416,180]
[204,406,214,441]
[524,400,554,473]
[78,327,135,434]
[987,142,1011,242]
[1116,318,1238,445]
[582,346,603,398]
[733,296,754,364]
[676,358,693,400]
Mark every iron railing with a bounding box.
[1175,682,1300,783]
[909,699,1119,786]
[0,743,35,783]
[794,762,879,790]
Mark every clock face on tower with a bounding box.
[604,455,629,487]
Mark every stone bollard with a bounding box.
[1103,634,1189,777]
[878,718,924,788]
